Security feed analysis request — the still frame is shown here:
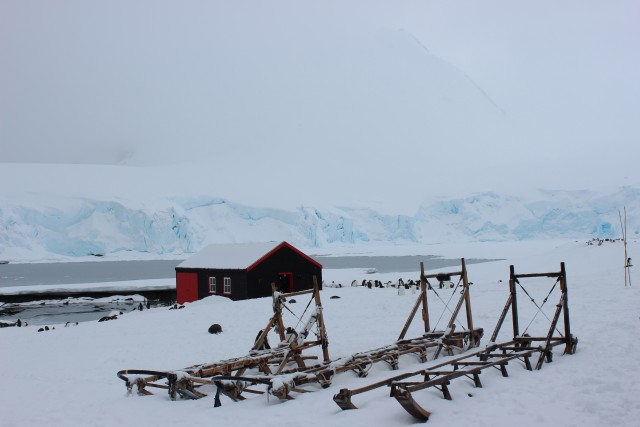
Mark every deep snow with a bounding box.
[1,239,638,426]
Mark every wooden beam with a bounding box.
[421,261,431,334]
[462,259,476,347]
[313,275,330,362]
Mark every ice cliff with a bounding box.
[0,188,637,261]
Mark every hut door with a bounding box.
[177,272,199,304]
[279,272,293,293]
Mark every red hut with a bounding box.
[175,241,322,303]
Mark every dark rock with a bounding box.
[208,324,222,334]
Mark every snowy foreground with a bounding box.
[1,240,638,427]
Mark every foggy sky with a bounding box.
[1,1,639,201]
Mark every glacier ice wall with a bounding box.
[0,188,637,260]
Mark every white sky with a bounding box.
[1,1,638,206]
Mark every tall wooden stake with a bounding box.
[461,259,476,347]
[420,262,430,334]
[620,207,632,287]
[313,275,331,362]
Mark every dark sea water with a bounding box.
[0,260,183,288]
[0,298,157,327]
[0,256,496,326]
[0,256,493,288]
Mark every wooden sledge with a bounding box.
[217,259,484,402]
[118,259,484,405]
[333,262,578,421]
[117,277,331,399]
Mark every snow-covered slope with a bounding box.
[1,164,636,262]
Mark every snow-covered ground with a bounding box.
[1,239,637,426]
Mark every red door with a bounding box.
[177,272,199,304]
[279,272,293,293]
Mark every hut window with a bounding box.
[223,277,231,294]
[209,277,216,293]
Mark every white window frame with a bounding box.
[223,277,231,294]
[209,276,216,294]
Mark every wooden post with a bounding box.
[536,297,564,370]
[461,259,476,347]
[398,261,430,341]
[271,282,286,342]
[490,294,512,343]
[620,207,632,287]
[313,276,331,362]
[509,265,520,339]
[559,262,573,354]
[398,291,424,341]
[251,315,278,352]
[420,262,431,334]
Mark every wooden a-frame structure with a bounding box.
[117,276,330,400]
[333,262,579,421]
[119,258,486,404]
[399,258,480,352]
[214,258,485,403]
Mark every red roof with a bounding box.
[247,241,322,271]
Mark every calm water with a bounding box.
[0,260,183,288]
[0,256,496,325]
[0,299,161,326]
[0,256,492,288]
[315,255,483,273]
